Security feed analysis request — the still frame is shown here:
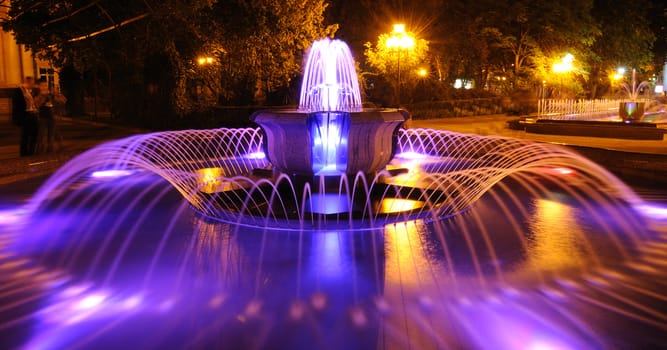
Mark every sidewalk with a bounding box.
[1,114,665,186]
[0,116,145,160]
[0,116,144,184]
[410,115,667,155]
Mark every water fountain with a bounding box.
[620,68,650,123]
[252,39,406,177]
[0,39,665,349]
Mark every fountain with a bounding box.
[620,68,650,123]
[252,38,407,176]
[0,39,665,349]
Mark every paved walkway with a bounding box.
[0,114,665,186]
[0,116,144,184]
[410,115,667,155]
[0,116,143,161]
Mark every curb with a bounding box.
[58,116,148,133]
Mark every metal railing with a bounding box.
[537,98,653,121]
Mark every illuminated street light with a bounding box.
[386,23,415,105]
[552,53,574,96]
[386,24,415,50]
[612,67,626,81]
[197,56,214,66]
[417,68,428,77]
[552,53,574,73]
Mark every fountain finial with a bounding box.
[299,38,363,113]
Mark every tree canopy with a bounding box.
[2,0,336,126]
[2,0,662,123]
[353,0,658,101]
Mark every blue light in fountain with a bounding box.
[300,39,361,175]
[309,112,349,175]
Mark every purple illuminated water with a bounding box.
[0,39,665,349]
[0,127,664,348]
[299,38,362,112]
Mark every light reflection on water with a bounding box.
[526,199,586,271]
[384,221,434,289]
[0,174,662,349]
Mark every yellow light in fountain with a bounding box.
[196,168,232,194]
[525,199,585,271]
[379,198,424,214]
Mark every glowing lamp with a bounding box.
[553,62,572,73]
[91,170,134,178]
[197,56,214,65]
[386,24,415,50]
[553,53,574,73]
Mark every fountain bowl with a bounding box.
[251,108,409,176]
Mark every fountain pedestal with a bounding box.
[619,101,645,123]
[252,109,408,176]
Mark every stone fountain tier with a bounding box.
[251,109,409,176]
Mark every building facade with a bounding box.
[0,5,57,119]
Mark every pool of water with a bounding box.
[1,170,665,349]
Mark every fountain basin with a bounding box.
[619,101,645,123]
[251,108,408,176]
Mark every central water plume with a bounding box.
[299,38,362,112]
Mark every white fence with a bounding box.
[537,99,652,121]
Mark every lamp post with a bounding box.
[552,53,574,97]
[386,24,415,105]
[195,56,215,102]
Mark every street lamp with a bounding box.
[197,56,214,66]
[552,53,574,96]
[417,68,428,78]
[612,67,625,81]
[386,24,415,105]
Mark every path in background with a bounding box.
[0,116,143,160]
[0,114,665,186]
[411,115,667,154]
[0,116,144,184]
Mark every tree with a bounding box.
[213,0,336,105]
[3,0,336,128]
[3,0,219,125]
[489,0,598,90]
[431,0,599,96]
[585,0,656,98]
[364,27,429,104]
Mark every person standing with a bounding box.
[12,76,38,156]
[34,78,66,153]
